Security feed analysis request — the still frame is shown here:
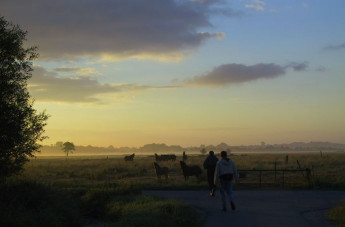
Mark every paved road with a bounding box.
[143,190,344,227]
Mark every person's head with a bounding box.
[209,150,214,155]
[220,151,227,158]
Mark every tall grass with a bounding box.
[108,196,201,227]
[328,200,345,227]
[20,152,345,190]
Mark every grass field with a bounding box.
[3,151,345,226]
[20,151,345,190]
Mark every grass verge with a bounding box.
[328,200,345,227]
[0,180,202,227]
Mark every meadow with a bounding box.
[22,151,345,190]
[2,151,344,226]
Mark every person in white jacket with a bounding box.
[215,150,239,211]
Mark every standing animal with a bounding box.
[154,153,176,161]
[153,162,169,180]
[183,151,188,161]
[154,153,161,161]
[124,153,135,161]
[180,161,202,181]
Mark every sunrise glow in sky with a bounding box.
[1,0,344,147]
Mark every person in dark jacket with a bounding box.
[203,151,218,196]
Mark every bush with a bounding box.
[0,181,82,227]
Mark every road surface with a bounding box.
[143,190,344,227]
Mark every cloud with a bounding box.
[0,0,238,61]
[324,42,345,51]
[302,3,309,8]
[54,67,102,76]
[245,4,264,11]
[29,66,175,103]
[315,66,326,72]
[185,62,307,86]
[245,0,266,11]
[285,62,308,71]
[252,0,266,4]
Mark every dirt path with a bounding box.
[143,190,344,227]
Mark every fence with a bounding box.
[237,168,312,189]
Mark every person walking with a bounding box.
[203,151,218,196]
[215,150,239,211]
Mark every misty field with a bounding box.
[3,151,345,226]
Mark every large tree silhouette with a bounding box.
[62,142,75,157]
[0,16,48,180]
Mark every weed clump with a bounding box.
[328,200,345,227]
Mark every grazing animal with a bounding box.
[124,153,135,161]
[180,161,202,181]
[153,162,169,180]
[154,153,176,161]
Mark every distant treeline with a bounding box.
[38,141,345,156]
[238,141,345,151]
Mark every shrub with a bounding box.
[0,181,82,227]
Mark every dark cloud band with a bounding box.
[324,42,345,51]
[185,62,307,86]
[0,0,236,60]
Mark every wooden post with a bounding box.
[306,168,312,188]
[297,160,304,177]
[274,161,277,182]
[282,170,285,189]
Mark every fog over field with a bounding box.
[36,141,345,157]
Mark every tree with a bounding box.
[200,147,207,155]
[226,148,232,156]
[62,142,75,157]
[0,17,48,180]
[55,141,63,147]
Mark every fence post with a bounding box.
[306,168,312,188]
[297,160,305,177]
[274,161,277,182]
[282,170,285,189]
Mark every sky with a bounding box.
[1,0,344,147]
